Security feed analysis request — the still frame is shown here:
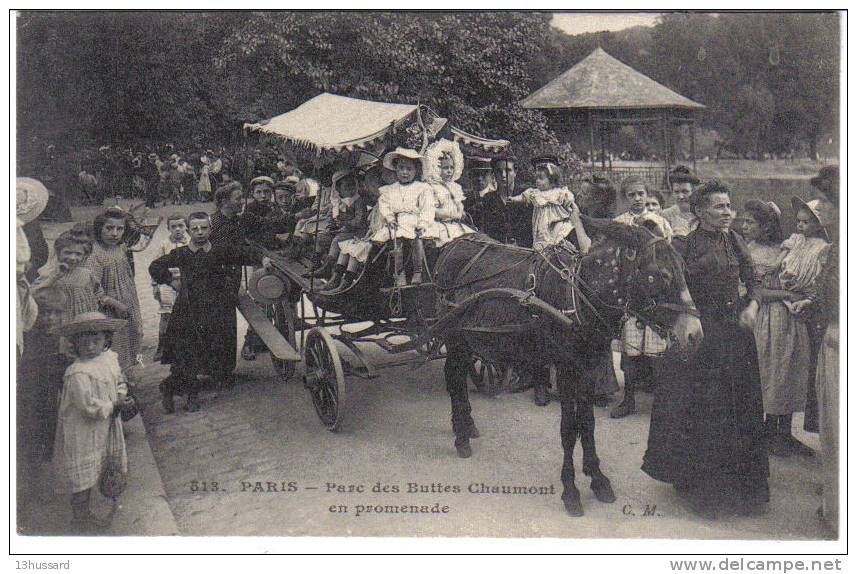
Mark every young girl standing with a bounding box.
[741,200,812,457]
[743,198,829,456]
[86,207,151,371]
[34,231,113,322]
[53,312,131,531]
[508,157,589,252]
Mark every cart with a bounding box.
[237,93,511,430]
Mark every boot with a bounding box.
[610,393,635,418]
[70,490,110,532]
[394,272,407,288]
[411,237,426,285]
[324,264,345,289]
[326,271,356,294]
[240,331,257,361]
[779,414,815,457]
[534,382,550,406]
[185,393,201,413]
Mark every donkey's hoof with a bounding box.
[455,440,472,459]
[591,478,616,503]
[466,425,480,439]
[562,492,584,517]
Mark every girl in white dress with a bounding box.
[508,159,589,252]
[422,139,475,247]
[54,312,132,532]
[371,148,436,285]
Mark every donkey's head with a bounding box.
[577,215,703,356]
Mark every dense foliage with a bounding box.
[17,11,840,167]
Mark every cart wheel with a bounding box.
[267,301,298,382]
[303,327,346,431]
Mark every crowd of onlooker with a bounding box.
[15,135,840,537]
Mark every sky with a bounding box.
[551,12,661,36]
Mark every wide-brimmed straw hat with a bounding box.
[16,178,50,224]
[382,147,423,171]
[52,311,127,337]
[791,196,833,241]
[248,268,289,305]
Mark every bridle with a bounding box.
[538,233,699,341]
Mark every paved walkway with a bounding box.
[22,202,833,540]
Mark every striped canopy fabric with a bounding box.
[244,93,419,154]
[245,93,510,157]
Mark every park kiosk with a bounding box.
[521,47,705,189]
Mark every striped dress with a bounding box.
[34,265,103,321]
[86,243,143,370]
[749,241,809,414]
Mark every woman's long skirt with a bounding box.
[642,317,769,500]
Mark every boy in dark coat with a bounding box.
[149,212,267,412]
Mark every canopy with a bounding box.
[521,48,705,111]
[244,93,419,154]
[245,92,510,156]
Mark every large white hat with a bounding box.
[422,138,464,183]
[791,196,833,241]
[16,178,49,224]
[382,147,423,171]
[52,311,127,337]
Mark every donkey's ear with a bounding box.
[579,215,642,246]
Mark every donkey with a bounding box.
[431,217,703,516]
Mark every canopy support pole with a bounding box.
[662,113,671,189]
[588,112,596,172]
[690,119,698,171]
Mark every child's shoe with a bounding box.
[185,394,201,412]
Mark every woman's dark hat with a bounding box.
[810,166,838,203]
[531,155,560,168]
[467,156,494,172]
[669,165,700,186]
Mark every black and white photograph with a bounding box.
[10,7,845,559]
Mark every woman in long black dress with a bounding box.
[642,180,769,519]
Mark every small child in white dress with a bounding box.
[422,139,476,247]
[53,312,132,532]
[778,198,831,315]
[508,157,589,252]
[371,148,436,285]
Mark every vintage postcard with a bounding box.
[10,7,845,560]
